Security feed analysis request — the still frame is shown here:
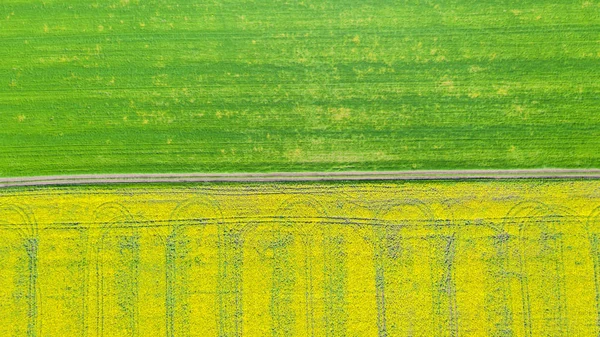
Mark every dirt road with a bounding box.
[1,169,600,188]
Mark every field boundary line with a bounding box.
[1,169,600,188]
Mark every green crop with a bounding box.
[1,0,598,176]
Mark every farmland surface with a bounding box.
[1,0,599,176]
[2,180,600,336]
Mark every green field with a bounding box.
[1,0,599,176]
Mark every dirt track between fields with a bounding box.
[1,169,600,188]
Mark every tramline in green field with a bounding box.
[1,0,599,176]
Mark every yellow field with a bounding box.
[1,180,600,336]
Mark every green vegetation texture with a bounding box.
[1,0,599,176]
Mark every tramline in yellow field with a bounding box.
[1,180,600,336]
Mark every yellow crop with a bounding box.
[1,180,599,336]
